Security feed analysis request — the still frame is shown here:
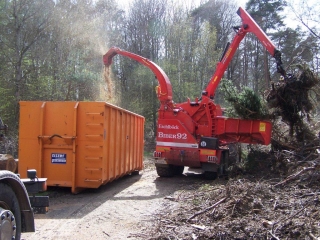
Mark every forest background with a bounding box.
[0,0,319,157]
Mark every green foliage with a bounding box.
[246,0,286,31]
[243,146,270,173]
[221,79,269,120]
[114,64,158,129]
[0,87,16,125]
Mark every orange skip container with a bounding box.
[18,101,144,193]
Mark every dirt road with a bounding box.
[21,160,203,240]
[21,158,320,239]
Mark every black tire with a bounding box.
[173,166,184,175]
[0,183,21,240]
[218,150,229,178]
[156,165,174,177]
[131,170,140,176]
[204,171,218,180]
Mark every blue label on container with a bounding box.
[51,153,67,164]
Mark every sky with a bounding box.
[117,0,319,34]
[119,0,247,9]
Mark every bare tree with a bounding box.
[0,0,53,125]
[288,0,320,39]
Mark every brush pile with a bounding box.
[266,65,319,145]
[221,65,320,202]
[147,174,320,239]
[222,65,320,153]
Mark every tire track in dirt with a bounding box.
[21,164,203,240]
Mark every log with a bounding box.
[15,159,19,173]
[0,154,17,173]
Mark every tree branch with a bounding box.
[187,197,227,221]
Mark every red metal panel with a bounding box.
[156,119,198,148]
[214,117,271,145]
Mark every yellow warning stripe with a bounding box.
[200,149,216,155]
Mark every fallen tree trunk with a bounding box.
[0,154,17,173]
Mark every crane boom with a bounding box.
[204,7,286,98]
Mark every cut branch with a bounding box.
[273,167,315,187]
[187,197,227,222]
